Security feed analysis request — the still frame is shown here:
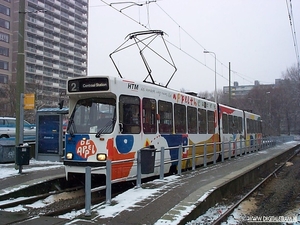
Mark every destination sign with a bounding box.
[68,77,109,92]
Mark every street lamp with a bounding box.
[266,91,271,132]
[203,50,217,103]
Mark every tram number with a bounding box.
[68,80,79,92]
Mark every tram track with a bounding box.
[0,176,135,222]
[211,148,300,224]
[0,185,83,209]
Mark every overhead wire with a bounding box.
[153,3,232,81]
[98,0,232,83]
[285,0,300,70]
[98,0,150,29]
[95,1,275,85]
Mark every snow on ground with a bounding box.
[0,159,64,213]
[61,175,183,222]
[0,159,63,180]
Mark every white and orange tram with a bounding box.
[63,76,262,181]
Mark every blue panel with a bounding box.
[116,135,134,153]
[161,134,188,166]
[65,134,90,160]
[38,115,59,154]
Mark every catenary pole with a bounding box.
[16,0,25,146]
[229,62,231,105]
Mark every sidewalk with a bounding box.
[0,159,64,195]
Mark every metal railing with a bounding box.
[84,135,294,216]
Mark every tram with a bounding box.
[63,76,262,181]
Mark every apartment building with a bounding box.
[0,0,88,114]
[223,80,277,98]
[0,0,11,84]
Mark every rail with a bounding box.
[211,142,300,224]
[84,135,294,216]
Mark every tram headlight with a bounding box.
[66,152,73,160]
[97,153,107,161]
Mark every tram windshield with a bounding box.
[68,98,116,135]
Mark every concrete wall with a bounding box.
[179,145,299,224]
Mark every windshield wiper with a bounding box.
[68,119,77,137]
[95,119,115,138]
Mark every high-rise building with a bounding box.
[0,0,13,115]
[0,0,88,114]
[0,0,11,85]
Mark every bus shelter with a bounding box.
[35,108,68,161]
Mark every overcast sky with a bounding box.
[87,0,300,93]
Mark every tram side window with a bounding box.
[222,113,229,134]
[253,119,257,133]
[258,120,262,133]
[198,108,207,134]
[247,118,253,133]
[228,115,233,133]
[142,98,157,134]
[250,119,254,133]
[246,118,250,133]
[207,110,214,134]
[119,95,140,134]
[158,100,173,133]
[187,106,197,133]
[174,103,186,133]
[232,116,238,133]
[256,120,261,133]
[232,116,241,133]
[237,117,242,133]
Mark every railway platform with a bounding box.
[0,141,299,225]
[0,161,64,195]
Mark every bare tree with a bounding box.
[0,82,17,117]
[283,65,300,82]
[198,91,214,101]
[280,66,300,134]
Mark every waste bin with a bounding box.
[16,146,30,165]
[140,145,156,174]
[0,141,15,163]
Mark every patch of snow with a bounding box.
[0,159,63,180]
